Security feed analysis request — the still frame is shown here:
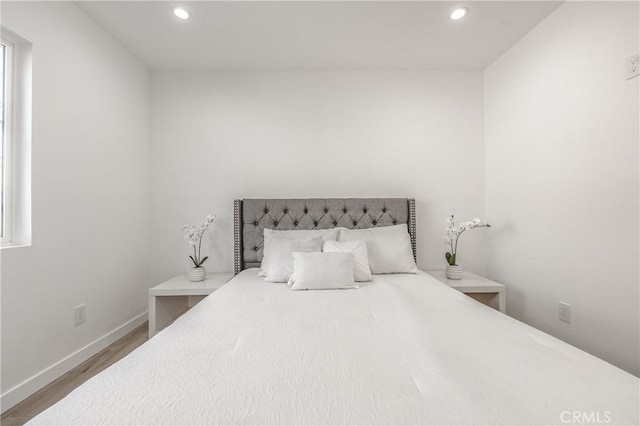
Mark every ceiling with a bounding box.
[76,1,563,70]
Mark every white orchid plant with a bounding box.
[182,214,216,268]
[445,215,490,266]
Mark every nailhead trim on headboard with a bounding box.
[408,198,417,262]
[234,199,242,275]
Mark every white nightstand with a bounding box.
[426,270,506,313]
[148,272,234,338]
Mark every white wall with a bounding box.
[150,71,487,285]
[485,1,639,375]
[0,1,150,408]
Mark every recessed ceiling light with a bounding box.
[450,7,468,21]
[173,7,190,20]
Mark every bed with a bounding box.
[29,198,639,425]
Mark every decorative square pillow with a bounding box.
[338,224,417,274]
[264,236,323,283]
[260,228,341,276]
[322,240,372,282]
[289,252,357,291]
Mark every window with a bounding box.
[1,28,31,248]
[1,39,13,240]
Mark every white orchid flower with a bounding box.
[183,213,217,268]
[444,214,491,266]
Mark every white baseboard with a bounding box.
[1,312,148,413]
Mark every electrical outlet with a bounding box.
[559,301,571,324]
[74,304,86,326]
[626,53,639,80]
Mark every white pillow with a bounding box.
[260,228,341,276]
[322,240,372,282]
[265,236,323,283]
[338,224,417,274]
[289,252,357,291]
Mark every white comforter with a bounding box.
[30,270,639,425]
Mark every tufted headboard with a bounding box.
[233,198,416,274]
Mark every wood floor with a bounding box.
[1,323,149,426]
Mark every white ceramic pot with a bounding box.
[188,266,206,282]
[446,265,463,280]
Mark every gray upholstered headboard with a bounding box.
[233,198,416,274]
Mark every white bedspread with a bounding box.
[29,270,639,425]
